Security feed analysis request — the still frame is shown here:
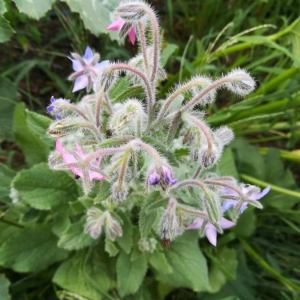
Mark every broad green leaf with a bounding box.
[93,180,111,203]
[0,274,11,300]
[0,15,14,43]
[155,231,209,291]
[142,136,179,167]
[0,0,7,14]
[207,247,238,293]
[148,251,172,274]
[0,163,16,203]
[26,110,52,148]
[58,218,94,250]
[0,76,18,141]
[139,191,163,237]
[161,43,179,66]
[52,211,71,237]
[12,0,54,20]
[116,212,133,254]
[62,0,119,40]
[0,224,67,272]
[116,250,148,297]
[217,147,239,178]
[13,163,79,210]
[13,103,48,165]
[233,209,256,238]
[53,250,114,299]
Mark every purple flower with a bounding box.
[107,2,136,45]
[148,165,177,187]
[47,96,69,120]
[222,185,270,213]
[186,217,235,246]
[68,46,110,92]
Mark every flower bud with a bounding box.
[84,207,105,239]
[105,212,123,241]
[111,182,128,203]
[214,126,234,146]
[138,237,157,253]
[47,118,80,138]
[148,165,177,190]
[203,192,222,223]
[116,1,149,21]
[158,198,183,241]
[47,96,70,120]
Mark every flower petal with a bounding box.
[128,26,136,44]
[186,218,204,230]
[96,60,110,73]
[218,217,235,229]
[72,75,89,92]
[88,170,105,181]
[255,186,271,200]
[76,143,85,157]
[205,224,217,246]
[221,200,235,212]
[83,46,93,60]
[107,18,124,31]
[68,57,82,72]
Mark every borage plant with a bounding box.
[45,0,270,297]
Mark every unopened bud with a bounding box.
[203,192,222,223]
[84,207,105,239]
[202,149,217,168]
[117,2,148,21]
[47,118,80,138]
[111,182,128,202]
[105,212,123,241]
[214,126,234,146]
[138,237,157,253]
[47,96,70,120]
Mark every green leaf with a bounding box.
[0,274,11,300]
[13,163,79,210]
[0,15,14,43]
[142,136,179,167]
[148,251,172,274]
[13,103,48,165]
[116,212,133,254]
[0,0,7,14]
[116,250,148,297]
[105,239,119,257]
[217,147,239,178]
[0,163,16,203]
[139,191,163,237]
[62,0,119,40]
[93,180,111,203]
[58,218,94,250]
[0,224,67,272]
[161,43,179,66]
[0,76,18,141]
[155,231,209,292]
[233,209,256,238]
[12,0,53,20]
[52,211,71,237]
[26,110,53,148]
[53,249,114,299]
[207,247,238,293]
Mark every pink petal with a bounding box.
[88,170,105,181]
[68,57,82,72]
[93,156,102,168]
[128,27,136,45]
[72,75,88,92]
[76,143,84,157]
[107,18,124,31]
[218,217,235,229]
[205,224,217,246]
[186,218,204,230]
[70,166,84,178]
[56,139,64,154]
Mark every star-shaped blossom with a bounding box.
[186,217,235,246]
[222,185,270,213]
[107,2,136,45]
[56,139,105,181]
[68,46,110,92]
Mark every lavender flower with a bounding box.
[222,184,270,213]
[47,96,69,120]
[186,217,235,246]
[68,46,110,92]
[148,165,177,187]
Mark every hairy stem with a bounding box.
[138,21,150,76]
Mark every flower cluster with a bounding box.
[47,0,269,246]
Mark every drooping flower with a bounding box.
[68,46,110,92]
[186,217,235,246]
[107,2,136,45]
[148,165,177,187]
[55,139,105,181]
[222,184,270,213]
[47,96,70,120]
